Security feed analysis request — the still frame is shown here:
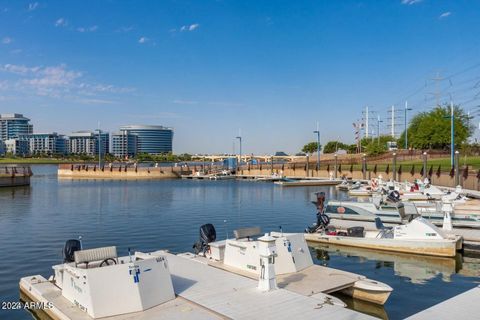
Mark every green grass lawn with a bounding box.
[332,156,480,172]
[368,156,480,171]
[0,158,74,164]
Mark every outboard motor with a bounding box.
[315,192,326,213]
[306,193,331,233]
[193,223,217,255]
[63,239,82,263]
[387,190,401,203]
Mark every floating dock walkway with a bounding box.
[406,285,480,319]
[20,251,375,320]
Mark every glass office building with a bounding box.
[112,131,138,158]
[68,131,109,156]
[0,113,33,141]
[18,132,68,155]
[119,125,173,154]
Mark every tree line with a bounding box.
[302,105,475,156]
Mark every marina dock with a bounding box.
[407,285,480,319]
[274,179,342,187]
[19,250,375,320]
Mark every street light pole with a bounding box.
[236,135,242,170]
[450,101,455,167]
[404,101,412,149]
[313,128,320,170]
[97,125,102,168]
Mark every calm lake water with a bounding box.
[1,165,479,319]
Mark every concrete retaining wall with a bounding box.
[58,164,182,179]
[0,166,32,187]
[239,165,480,190]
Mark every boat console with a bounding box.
[197,225,313,275]
[52,242,175,319]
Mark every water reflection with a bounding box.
[310,243,480,285]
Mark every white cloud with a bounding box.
[173,99,198,105]
[28,2,39,11]
[0,64,39,74]
[439,12,451,19]
[54,18,68,27]
[138,36,149,43]
[180,23,200,32]
[208,101,244,107]
[2,37,12,44]
[189,23,200,31]
[77,25,98,33]
[77,98,117,105]
[401,0,422,4]
[0,63,135,99]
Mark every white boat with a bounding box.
[305,216,463,257]
[209,170,237,180]
[193,224,393,305]
[255,173,287,182]
[49,241,176,319]
[317,189,480,228]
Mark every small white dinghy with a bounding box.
[193,224,393,305]
[305,213,463,258]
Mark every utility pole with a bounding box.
[404,101,412,149]
[313,122,320,170]
[450,100,454,167]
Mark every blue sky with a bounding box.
[0,0,480,154]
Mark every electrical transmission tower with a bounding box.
[386,105,403,139]
[429,71,445,107]
[362,106,378,139]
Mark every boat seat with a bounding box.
[233,226,262,240]
[375,218,393,239]
[74,246,118,267]
[375,218,392,230]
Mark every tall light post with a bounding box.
[404,101,412,149]
[96,127,102,168]
[313,128,320,170]
[236,135,242,170]
[377,115,383,145]
[450,101,455,167]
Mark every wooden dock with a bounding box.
[274,179,343,187]
[406,285,480,319]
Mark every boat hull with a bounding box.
[341,279,392,305]
[304,233,461,257]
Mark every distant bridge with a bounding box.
[190,154,304,162]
